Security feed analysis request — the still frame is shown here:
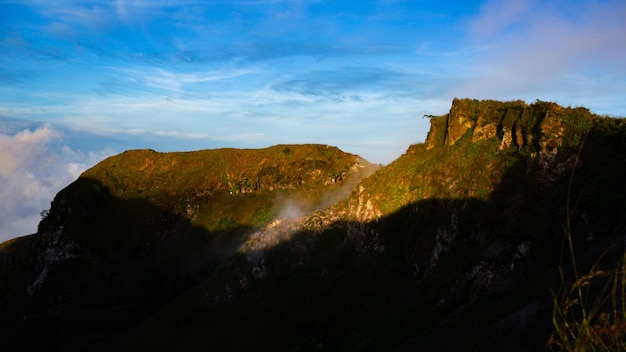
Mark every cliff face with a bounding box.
[332,98,626,350]
[350,98,596,225]
[343,97,606,269]
[1,99,626,351]
[425,98,583,152]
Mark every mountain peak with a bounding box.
[425,98,595,153]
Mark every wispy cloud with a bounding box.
[118,67,258,94]
[269,66,410,97]
[451,0,626,109]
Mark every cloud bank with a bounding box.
[0,125,111,242]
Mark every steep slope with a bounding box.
[332,99,626,349]
[2,99,625,351]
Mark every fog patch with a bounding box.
[240,159,380,263]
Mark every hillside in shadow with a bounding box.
[117,115,626,351]
[118,100,626,351]
[1,144,376,351]
[0,177,254,351]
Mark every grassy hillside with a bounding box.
[59,144,372,229]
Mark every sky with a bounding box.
[1,0,625,241]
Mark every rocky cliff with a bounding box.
[331,98,626,350]
[348,98,596,226]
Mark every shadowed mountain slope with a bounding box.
[2,99,626,351]
[0,144,377,350]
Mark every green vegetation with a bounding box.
[56,144,369,234]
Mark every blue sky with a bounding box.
[1,0,625,240]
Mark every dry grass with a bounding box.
[548,254,626,351]
[548,144,626,351]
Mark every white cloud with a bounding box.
[0,125,112,243]
[0,124,60,175]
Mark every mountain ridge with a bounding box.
[2,98,626,351]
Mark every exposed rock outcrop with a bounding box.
[425,98,586,153]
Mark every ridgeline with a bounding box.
[2,99,626,351]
